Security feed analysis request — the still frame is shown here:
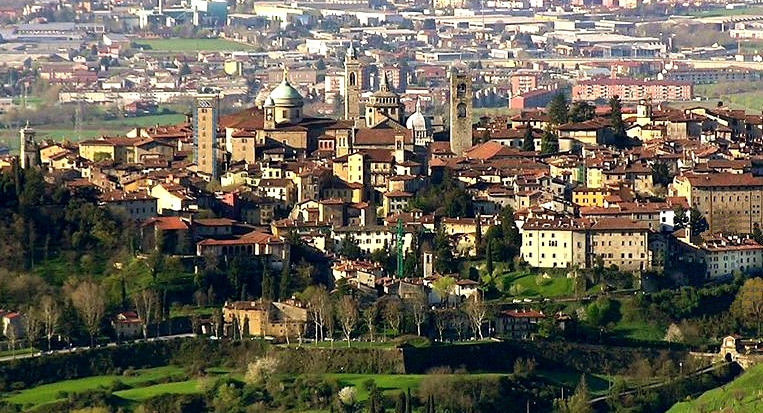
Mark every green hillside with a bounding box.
[667,364,763,413]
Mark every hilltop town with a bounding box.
[4,0,763,412]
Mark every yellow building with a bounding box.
[572,187,608,207]
[670,173,763,235]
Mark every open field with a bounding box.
[667,363,763,413]
[115,379,201,401]
[322,374,425,401]
[133,38,257,53]
[691,6,763,17]
[0,112,186,152]
[499,270,574,297]
[4,365,185,407]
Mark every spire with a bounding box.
[346,42,357,59]
[282,65,289,84]
[415,97,421,113]
[379,71,390,92]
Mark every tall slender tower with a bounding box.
[19,122,38,169]
[194,92,220,180]
[449,68,472,156]
[344,43,361,121]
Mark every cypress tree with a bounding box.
[521,126,535,151]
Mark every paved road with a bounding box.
[0,333,197,363]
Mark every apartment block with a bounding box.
[572,79,692,102]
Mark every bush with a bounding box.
[244,356,279,385]
[105,379,130,392]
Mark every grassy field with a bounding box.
[667,363,763,413]
[692,6,763,17]
[499,270,574,297]
[114,379,201,401]
[323,374,425,401]
[693,83,763,112]
[133,38,256,53]
[5,365,184,407]
[0,112,186,153]
[611,319,666,342]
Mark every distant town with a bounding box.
[3,0,763,412]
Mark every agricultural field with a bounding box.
[667,363,763,413]
[132,38,257,53]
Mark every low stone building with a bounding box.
[222,300,308,340]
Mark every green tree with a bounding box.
[673,205,708,236]
[754,225,763,245]
[689,207,709,236]
[522,126,535,151]
[651,161,672,187]
[485,240,494,277]
[262,266,275,301]
[433,230,456,274]
[569,375,593,413]
[547,92,569,125]
[540,127,559,154]
[731,277,763,336]
[609,95,629,148]
[569,101,595,122]
[340,234,363,260]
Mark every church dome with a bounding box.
[268,72,303,107]
[406,100,431,130]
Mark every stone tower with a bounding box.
[344,43,361,122]
[19,122,38,169]
[449,68,472,156]
[194,92,220,180]
[365,71,404,128]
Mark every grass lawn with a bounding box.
[4,366,184,407]
[667,363,763,413]
[692,6,763,17]
[611,319,666,342]
[499,270,574,297]
[322,374,425,401]
[114,379,200,401]
[535,369,611,394]
[133,38,256,53]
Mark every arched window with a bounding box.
[457,103,466,118]
[349,72,356,87]
[457,82,466,98]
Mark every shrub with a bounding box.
[245,356,279,385]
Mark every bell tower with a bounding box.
[344,43,361,121]
[449,68,472,156]
[19,122,39,169]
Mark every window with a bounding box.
[457,103,466,118]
